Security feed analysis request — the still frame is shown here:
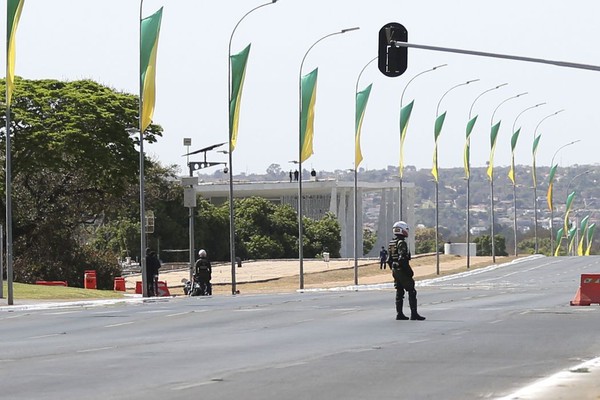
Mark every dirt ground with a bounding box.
[168,255,515,296]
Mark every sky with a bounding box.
[4,0,600,177]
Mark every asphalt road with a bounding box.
[0,256,598,400]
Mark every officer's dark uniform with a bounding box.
[388,236,425,321]
[194,257,212,296]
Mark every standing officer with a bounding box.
[387,221,425,321]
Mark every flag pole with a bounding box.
[139,0,148,297]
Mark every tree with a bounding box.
[303,212,341,258]
[473,235,508,256]
[0,78,163,285]
[415,227,440,254]
[363,228,376,256]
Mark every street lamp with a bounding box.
[532,110,564,253]
[465,83,508,269]
[488,92,527,262]
[398,64,447,222]
[353,55,378,285]
[433,79,479,275]
[549,139,581,253]
[510,102,545,256]
[227,0,278,295]
[298,27,359,290]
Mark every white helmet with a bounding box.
[392,221,409,237]
[198,249,207,258]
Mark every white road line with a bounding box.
[496,356,600,400]
[77,346,115,353]
[104,321,135,328]
[27,333,64,340]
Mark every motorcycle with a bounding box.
[182,276,211,296]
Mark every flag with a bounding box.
[229,44,251,152]
[140,7,163,133]
[564,191,576,234]
[399,100,414,178]
[585,223,596,256]
[508,128,520,184]
[487,121,501,180]
[6,0,24,107]
[554,227,564,257]
[431,112,446,182]
[355,83,372,168]
[546,164,558,211]
[577,215,590,256]
[300,68,318,163]
[567,226,577,254]
[463,116,478,179]
[532,134,542,188]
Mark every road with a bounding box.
[0,256,598,399]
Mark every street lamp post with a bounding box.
[549,140,581,253]
[434,79,479,275]
[510,103,545,256]
[489,92,527,262]
[353,55,377,285]
[465,83,508,269]
[298,27,359,290]
[398,64,447,221]
[532,110,564,253]
[227,0,278,295]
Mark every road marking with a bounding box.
[496,356,600,400]
[489,319,503,324]
[171,379,221,390]
[104,321,135,328]
[27,333,65,339]
[77,346,115,353]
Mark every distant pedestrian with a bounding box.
[194,249,212,296]
[294,170,299,181]
[289,170,293,182]
[145,248,161,297]
[379,246,388,269]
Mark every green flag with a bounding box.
[546,164,558,211]
[564,191,576,234]
[586,223,596,256]
[300,68,318,163]
[578,215,590,256]
[487,121,501,180]
[6,0,25,107]
[463,115,478,179]
[229,44,251,152]
[355,83,372,168]
[399,100,414,178]
[431,112,446,182]
[140,7,163,133]
[567,226,578,254]
[554,227,564,257]
[508,128,521,184]
[532,134,542,188]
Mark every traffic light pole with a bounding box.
[392,41,600,72]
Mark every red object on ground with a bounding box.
[35,281,68,286]
[135,280,170,296]
[84,270,97,289]
[113,277,126,291]
[570,274,600,306]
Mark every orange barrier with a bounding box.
[570,274,600,306]
[113,277,126,291]
[135,280,170,297]
[36,281,68,286]
[84,270,97,289]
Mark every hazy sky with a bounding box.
[5,0,600,176]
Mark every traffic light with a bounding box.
[378,22,408,77]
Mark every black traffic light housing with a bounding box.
[378,22,408,77]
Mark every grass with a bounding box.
[2,282,126,301]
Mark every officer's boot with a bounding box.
[395,299,409,320]
[409,294,425,321]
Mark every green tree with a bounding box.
[363,228,376,256]
[303,212,341,258]
[415,227,440,254]
[0,78,162,285]
[474,235,508,256]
